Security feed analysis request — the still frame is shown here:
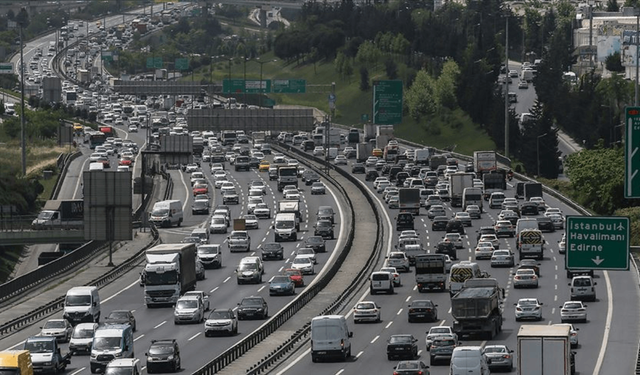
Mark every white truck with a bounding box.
[274,213,298,242]
[277,200,301,228]
[448,172,475,207]
[356,143,374,162]
[413,149,431,165]
[31,199,84,230]
[322,128,341,148]
[517,325,573,375]
[414,254,447,292]
[363,123,376,141]
[143,244,197,307]
[473,151,497,177]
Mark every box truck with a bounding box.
[31,199,84,230]
[143,243,197,307]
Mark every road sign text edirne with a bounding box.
[566,216,629,271]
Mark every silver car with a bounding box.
[386,251,410,272]
[483,345,514,371]
[174,295,205,324]
[514,298,543,321]
[490,249,514,267]
[513,269,539,288]
[40,319,73,343]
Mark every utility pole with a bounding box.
[504,11,510,159]
[20,20,26,177]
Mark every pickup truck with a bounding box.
[24,336,71,374]
[227,230,251,252]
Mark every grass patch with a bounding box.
[0,246,22,282]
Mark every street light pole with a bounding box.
[504,9,510,159]
[537,132,548,177]
[20,21,26,177]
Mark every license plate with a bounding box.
[317,351,327,355]
[416,314,425,317]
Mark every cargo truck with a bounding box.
[23,336,70,374]
[32,199,84,230]
[143,243,197,307]
[524,182,543,201]
[323,128,341,148]
[356,143,374,162]
[449,172,475,207]
[517,325,573,375]
[363,123,376,142]
[482,170,507,200]
[414,254,447,292]
[376,135,390,150]
[347,128,360,144]
[398,188,421,215]
[277,166,298,191]
[473,151,497,178]
[0,350,33,375]
[429,155,447,171]
[192,136,204,155]
[277,200,301,227]
[451,278,503,339]
[414,149,431,165]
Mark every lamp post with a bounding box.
[504,6,510,159]
[19,12,26,177]
[226,57,233,95]
[255,58,267,108]
[588,0,594,69]
[537,132,548,177]
[243,56,248,107]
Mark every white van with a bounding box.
[489,192,506,209]
[569,275,597,301]
[149,200,183,227]
[310,315,353,362]
[273,213,298,242]
[236,256,264,284]
[370,271,394,294]
[327,147,338,160]
[69,322,99,355]
[515,217,539,234]
[89,162,104,171]
[448,262,484,296]
[63,286,101,325]
[450,346,490,375]
[90,324,134,373]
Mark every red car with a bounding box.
[282,268,304,287]
[118,158,132,166]
[193,183,209,196]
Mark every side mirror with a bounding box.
[594,282,597,285]
[349,332,353,338]
[539,302,543,305]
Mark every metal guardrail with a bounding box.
[193,144,365,375]
[50,151,82,200]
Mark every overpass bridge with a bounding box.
[0,228,85,245]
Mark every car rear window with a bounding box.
[372,273,390,281]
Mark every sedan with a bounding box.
[513,269,539,288]
[304,236,326,253]
[128,124,138,132]
[474,241,495,260]
[392,360,430,375]
[386,252,410,273]
[104,310,137,331]
[490,249,514,267]
[291,256,315,275]
[40,319,73,342]
[465,204,481,219]
[388,195,400,209]
[310,182,326,195]
[193,183,209,196]
[269,275,296,296]
[296,248,317,264]
[444,233,463,249]
[547,213,565,229]
[560,301,588,323]
[554,323,580,348]
[454,212,472,226]
[204,308,237,336]
[314,220,334,239]
[334,155,348,165]
[494,220,515,237]
[427,205,446,219]
[282,268,304,287]
[353,301,381,323]
[242,214,259,229]
[253,203,271,219]
[518,259,541,276]
[387,334,419,360]
[483,345,514,371]
[407,300,438,323]
[514,298,543,321]
[237,296,268,320]
[380,266,402,287]
[478,234,499,249]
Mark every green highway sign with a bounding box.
[566,216,629,270]
[361,114,369,122]
[625,106,640,198]
[0,63,13,74]
[101,52,113,62]
[146,57,163,69]
[223,79,271,94]
[272,79,306,93]
[373,80,403,125]
[175,58,189,71]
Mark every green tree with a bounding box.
[405,69,436,121]
[360,66,370,91]
[385,58,398,79]
[355,40,381,69]
[435,60,460,110]
[605,52,624,72]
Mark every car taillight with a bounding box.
[341,339,344,348]
[515,276,521,280]
[516,307,522,311]
[503,354,511,359]
[571,332,577,336]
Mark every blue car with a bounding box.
[269,275,296,296]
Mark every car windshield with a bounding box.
[238,263,258,271]
[307,237,322,244]
[298,249,314,255]
[430,328,450,335]
[66,294,91,306]
[241,298,263,307]
[93,337,122,350]
[149,345,174,355]
[105,367,134,375]
[208,310,233,320]
[275,221,295,229]
[271,276,291,283]
[389,253,405,259]
[44,320,66,329]
[484,347,507,354]
[24,340,54,353]
[198,246,219,254]
[565,303,582,309]
[107,312,129,319]
[293,258,310,264]
[390,335,413,344]
[411,301,432,308]
[519,300,538,306]
[72,327,94,338]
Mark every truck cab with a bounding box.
[23,336,71,374]
[0,350,33,375]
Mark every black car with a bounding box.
[365,169,379,181]
[435,240,457,260]
[304,236,326,252]
[431,216,448,231]
[191,200,210,215]
[104,310,136,331]
[393,360,430,375]
[249,157,260,169]
[476,226,497,241]
[520,203,539,216]
[351,163,366,174]
[537,216,555,232]
[518,259,541,276]
[146,339,181,373]
[445,219,465,235]
[407,300,438,322]
[304,173,321,185]
[314,220,334,239]
[260,242,284,260]
[396,172,410,186]
[387,334,419,360]
[237,296,268,320]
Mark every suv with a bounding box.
[435,240,457,260]
[429,334,458,365]
[145,339,180,373]
[445,219,465,235]
[227,230,251,252]
[173,295,205,324]
[237,296,269,320]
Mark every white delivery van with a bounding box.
[90,324,134,373]
[89,162,104,171]
[328,147,338,160]
[149,200,183,227]
[273,213,298,242]
[310,315,353,362]
[63,286,101,325]
[450,346,491,375]
[69,322,99,355]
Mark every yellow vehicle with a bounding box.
[73,123,83,135]
[259,161,270,172]
[372,148,383,157]
[0,350,33,375]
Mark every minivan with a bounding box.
[450,346,490,375]
[64,286,101,325]
[569,276,597,301]
[310,315,353,362]
[316,206,335,224]
[90,324,134,373]
[149,200,183,227]
[69,322,99,355]
[489,192,506,209]
[236,256,264,284]
[370,271,394,294]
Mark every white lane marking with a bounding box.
[397,308,403,316]
[70,368,85,375]
[371,335,380,344]
[103,280,139,302]
[356,351,364,358]
[385,321,393,329]
[258,286,265,292]
[223,276,230,283]
[154,321,166,329]
[593,271,613,375]
[188,332,201,341]
[554,295,557,301]
[405,296,412,302]
[134,334,144,342]
[179,171,190,212]
[335,370,345,375]
[210,286,219,293]
[552,308,556,315]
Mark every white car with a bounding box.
[242,214,259,229]
[399,230,419,240]
[376,181,391,193]
[291,256,314,275]
[204,309,238,336]
[560,301,587,323]
[386,251,410,273]
[444,233,463,249]
[184,163,199,173]
[513,268,539,288]
[545,207,562,216]
[490,250,514,267]
[247,197,264,214]
[365,156,378,168]
[373,177,389,189]
[128,124,138,132]
[296,248,317,264]
[380,266,402,286]
[478,234,499,249]
[334,155,348,165]
[425,326,457,350]
[554,323,579,347]
[253,203,271,219]
[312,146,325,156]
[474,241,495,260]
[353,301,381,323]
[514,298,543,321]
[284,189,301,201]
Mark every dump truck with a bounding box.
[524,182,543,201]
[451,278,503,339]
[143,243,197,307]
[414,254,447,292]
[448,172,475,207]
[482,170,507,200]
[31,199,84,230]
[517,325,572,375]
[23,336,70,374]
[429,155,447,171]
[0,350,33,375]
[473,151,497,177]
[398,188,421,215]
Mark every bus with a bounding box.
[88,131,106,149]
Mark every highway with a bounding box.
[269,146,640,375]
